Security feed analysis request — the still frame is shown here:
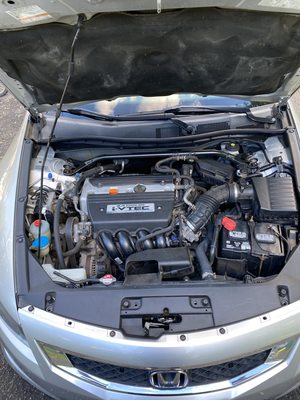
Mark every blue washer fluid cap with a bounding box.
[32,236,49,249]
[48,172,53,180]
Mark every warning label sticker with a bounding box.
[6,5,52,24]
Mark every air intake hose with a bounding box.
[186,182,253,234]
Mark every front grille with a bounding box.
[67,349,271,387]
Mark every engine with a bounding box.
[25,135,299,286]
[80,175,175,233]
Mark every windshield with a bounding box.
[66,94,254,117]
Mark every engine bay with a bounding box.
[25,135,299,287]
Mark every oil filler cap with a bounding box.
[222,216,237,231]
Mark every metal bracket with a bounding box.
[278,285,289,306]
[45,292,56,312]
[144,321,166,336]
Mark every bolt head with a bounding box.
[123,300,130,308]
[202,298,209,306]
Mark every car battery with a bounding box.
[219,220,251,260]
[218,220,285,276]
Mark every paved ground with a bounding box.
[0,93,24,159]
[1,92,300,399]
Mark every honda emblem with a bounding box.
[149,370,189,389]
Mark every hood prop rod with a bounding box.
[37,14,85,258]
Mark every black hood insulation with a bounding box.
[0,7,299,106]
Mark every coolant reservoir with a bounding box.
[30,219,51,242]
[42,264,87,283]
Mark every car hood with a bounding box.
[0,2,300,115]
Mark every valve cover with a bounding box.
[80,175,175,234]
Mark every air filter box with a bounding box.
[252,176,298,222]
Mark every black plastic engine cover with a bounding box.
[87,191,175,234]
[125,247,194,284]
[196,159,235,185]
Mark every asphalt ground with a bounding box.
[1,92,300,399]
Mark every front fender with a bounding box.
[0,112,29,325]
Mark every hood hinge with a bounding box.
[277,96,289,110]
[28,105,41,122]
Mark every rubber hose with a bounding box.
[54,197,66,269]
[187,184,231,232]
[186,182,254,233]
[75,163,117,195]
[62,239,83,257]
[195,239,214,280]
[135,220,176,251]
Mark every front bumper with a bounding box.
[2,303,300,400]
